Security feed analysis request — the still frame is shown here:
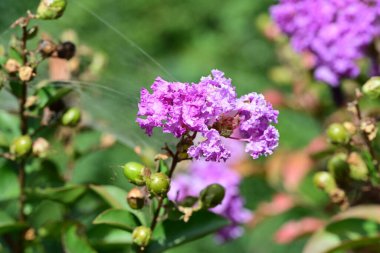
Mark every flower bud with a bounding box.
[123,162,148,186]
[61,107,81,127]
[327,153,349,181]
[127,187,145,210]
[38,40,57,57]
[57,41,76,60]
[132,226,151,248]
[362,77,380,99]
[326,123,350,145]
[4,59,20,74]
[146,172,170,196]
[199,183,225,209]
[347,152,368,181]
[36,0,67,20]
[32,137,50,158]
[313,171,337,193]
[10,135,33,158]
[18,66,34,82]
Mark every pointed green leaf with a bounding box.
[146,211,229,253]
[26,185,86,204]
[93,209,139,231]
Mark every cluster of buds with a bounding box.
[122,159,226,249]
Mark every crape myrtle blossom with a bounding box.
[137,70,279,162]
[270,0,380,86]
[168,141,252,242]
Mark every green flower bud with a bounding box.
[61,107,81,127]
[199,183,225,209]
[36,0,67,20]
[327,153,349,181]
[327,123,350,145]
[123,162,147,186]
[313,171,337,193]
[127,187,145,210]
[362,77,380,99]
[10,135,33,158]
[146,172,170,196]
[347,152,368,181]
[132,226,151,248]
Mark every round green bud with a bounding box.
[36,0,67,20]
[199,183,225,209]
[326,123,350,145]
[123,162,147,186]
[10,135,33,158]
[313,171,337,193]
[363,77,380,99]
[132,226,151,248]
[127,187,145,210]
[327,153,349,180]
[61,107,81,127]
[146,172,170,196]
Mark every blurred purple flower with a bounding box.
[137,70,279,161]
[271,0,380,86]
[168,151,252,242]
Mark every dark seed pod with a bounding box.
[57,41,76,60]
[199,183,225,209]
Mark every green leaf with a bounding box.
[62,224,97,253]
[146,211,229,253]
[93,209,139,231]
[35,85,73,109]
[0,210,26,235]
[26,185,87,204]
[29,200,65,228]
[0,161,20,201]
[88,226,133,248]
[303,205,380,253]
[89,184,148,226]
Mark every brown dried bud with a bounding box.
[32,137,50,158]
[19,66,34,81]
[127,187,145,210]
[5,59,20,73]
[39,39,57,57]
[343,122,357,136]
[360,118,378,141]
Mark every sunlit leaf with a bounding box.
[62,224,97,253]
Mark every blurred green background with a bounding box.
[0,1,325,252]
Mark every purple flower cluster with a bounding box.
[271,0,380,86]
[168,156,252,242]
[137,70,279,162]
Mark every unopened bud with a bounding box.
[327,153,349,182]
[132,226,151,248]
[146,172,170,196]
[4,59,20,74]
[327,123,350,145]
[38,40,57,57]
[199,183,225,209]
[313,171,337,193]
[32,137,50,158]
[61,107,81,127]
[362,77,380,99]
[127,187,145,210]
[57,41,76,60]
[10,135,33,158]
[18,66,34,82]
[347,152,368,181]
[123,162,148,186]
[36,0,67,20]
